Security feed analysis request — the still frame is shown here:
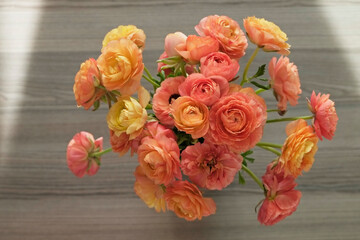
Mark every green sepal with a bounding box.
[92,100,100,111]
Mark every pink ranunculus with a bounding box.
[178,73,229,106]
[152,76,185,128]
[258,164,302,226]
[66,131,103,177]
[164,180,216,221]
[181,142,243,190]
[269,56,302,112]
[206,88,267,152]
[200,52,240,81]
[165,32,187,57]
[195,15,248,59]
[308,91,338,140]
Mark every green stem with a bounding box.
[241,47,260,86]
[90,147,112,158]
[266,115,314,123]
[144,66,153,80]
[256,142,282,149]
[255,88,266,94]
[257,145,281,156]
[242,164,264,190]
[143,74,160,88]
[106,94,112,109]
[266,109,280,112]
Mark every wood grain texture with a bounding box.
[0,0,359,239]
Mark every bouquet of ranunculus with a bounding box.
[67,16,338,225]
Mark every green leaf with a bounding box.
[241,150,253,157]
[245,157,255,163]
[238,171,246,184]
[251,64,266,79]
[250,81,270,90]
[259,78,268,82]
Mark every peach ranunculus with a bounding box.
[176,35,219,64]
[171,96,209,139]
[206,88,267,152]
[276,119,319,178]
[66,131,103,178]
[308,91,339,141]
[73,58,105,110]
[107,87,150,140]
[178,73,229,106]
[102,25,146,50]
[200,52,240,81]
[109,130,131,157]
[165,32,187,57]
[243,16,290,55]
[181,142,243,190]
[269,56,301,112]
[137,127,181,185]
[195,15,248,59]
[134,165,166,213]
[152,76,185,128]
[97,38,144,95]
[258,163,302,226]
[164,180,216,221]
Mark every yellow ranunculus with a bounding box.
[102,25,146,50]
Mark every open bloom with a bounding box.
[196,15,248,59]
[152,76,185,128]
[181,142,243,190]
[269,56,301,112]
[258,164,302,226]
[102,25,146,50]
[171,96,209,139]
[97,38,144,95]
[164,180,216,221]
[66,131,103,178]
[134,165,166,213]
[73,58,105,110]
[277,119,318,178]
[206,88,267,152]
[178,73,229,106]
[244,16,290,55]
[200,52,240,81]
[165,32,187,57]
[309,91,338,140]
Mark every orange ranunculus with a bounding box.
[97,38,144,95]
[195,15,248,59]
[277,119,318,178]
[134,165,166,213]
[73,58,105,110]
[171,96,209,139]
[102,25,146,50]
[164,180,216,221]
[243,16,290,55]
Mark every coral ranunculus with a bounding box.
[164,180,216,221]
[97,38,144,95]
[206,88,267,152]
[73,58,105,110]
[66,131,103,178]
[102,25,146,50]
[200,52,240,81]
[269,56,301,112]
[181,142,243,190]
[258,164,302,226]
[109,130,131,157]
[244,16,290,55]
[309,91,339,140]
[277,119,318,178]
[195,15,248,59]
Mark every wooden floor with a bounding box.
[1,0,359,239]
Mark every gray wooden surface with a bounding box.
[0,0,359,239]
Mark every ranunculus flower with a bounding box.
[308,91,338,140]
[165,32,187,57]
[97,38,144,95]
[171,96,209,139]
[181,142,243,190]
[269,56,301,112]
[73,58,105,110]
[178,73,229,106]
[134,165,166,213]
[244,16,290,55]
[157,51,172,76]
[66,131,103,178]
[276,119,318,178]
[102,25,146,50]
[206,88,267,152]
[195,15,248,59]
[109,130,131,157]
[258,164,302,226]
[200,52,240,81]
[137,129,181,185]
[107,87,150,140]
[152,76,185,128]
[164,180,216,221]
[176,35,219,64]
[228,83,243,93]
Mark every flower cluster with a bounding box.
[66,16,338,225]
